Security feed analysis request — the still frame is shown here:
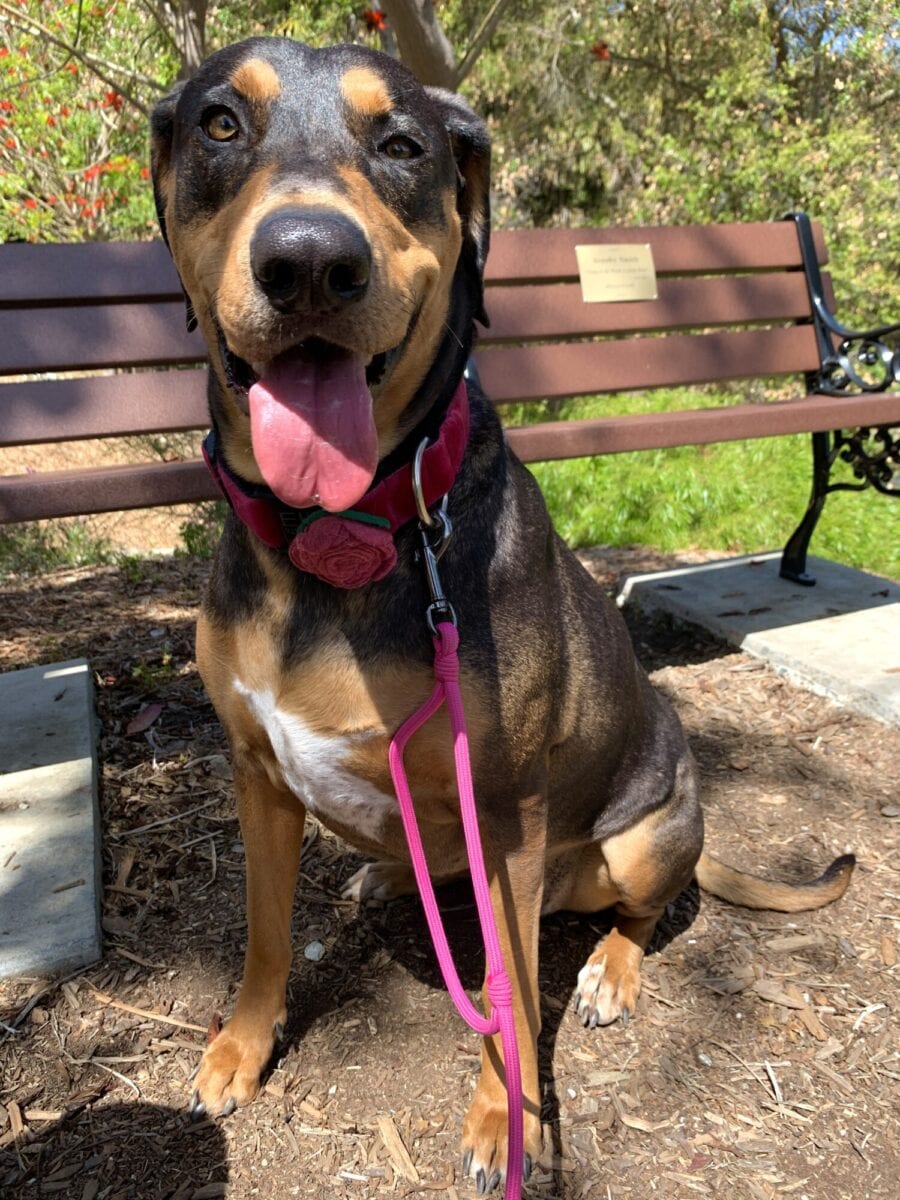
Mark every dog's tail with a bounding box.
[694,850,855,912]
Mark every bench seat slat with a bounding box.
[0,460,219,522]
[476,327,822,402]
[4,392,897,522]
[506,393,900,461]
[0,370,208,447]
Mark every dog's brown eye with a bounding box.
[381,135,420,161]
[203,108,240,142]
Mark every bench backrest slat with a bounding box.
[2,270,836,377]
[2,302,202,375]
[478,326,822,403]
[0,221,828,308]
[0,370,208,447]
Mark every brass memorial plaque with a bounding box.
[575,243,658,303]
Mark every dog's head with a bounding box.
[151,38,489,512]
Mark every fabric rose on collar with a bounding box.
[288,514,397,588]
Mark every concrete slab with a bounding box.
[619,553,900,729]
[0,660,101,979]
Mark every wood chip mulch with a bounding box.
[1,548,897,1200]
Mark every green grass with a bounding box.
[510,389,900,580]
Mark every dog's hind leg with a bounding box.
[191,762,305,1117]
[341,860,418,902]
[566,762,702,1028]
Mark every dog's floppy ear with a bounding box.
[150,82,185,247]
[426,88,491,326]
[150,82,196,330]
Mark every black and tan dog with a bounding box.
[151,38,854,1194]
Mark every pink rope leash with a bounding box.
[389,621,524,1199]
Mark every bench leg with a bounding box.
[780,431,832,587]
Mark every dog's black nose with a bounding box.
[250,206,371,313]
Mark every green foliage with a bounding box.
[0,519,113,580]
[178,501,226,559]
[0,2,173,241]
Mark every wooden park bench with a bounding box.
[1,212,898,584]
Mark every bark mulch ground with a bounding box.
[1,548,897,1200]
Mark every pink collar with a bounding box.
[203,377,470,588]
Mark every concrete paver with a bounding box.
[0,659,101,979]
[619,553,900,728]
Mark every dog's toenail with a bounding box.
[476,1167,486,1195]
[524,1152,533,1182]
[487,1169,502,1192]
[462,1149,473,1176]
[222,1097,236,1117]
[621,1006,631,1027]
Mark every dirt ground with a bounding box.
[0,546,897,1200]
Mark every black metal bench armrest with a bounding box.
[788,211,900,397]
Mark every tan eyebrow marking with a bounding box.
[230,58,282,103]
[340,67,393,117]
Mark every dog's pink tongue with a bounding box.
[248,349,377,512]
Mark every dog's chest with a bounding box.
[233,678,395,841]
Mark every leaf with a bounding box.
[126,703,163,735]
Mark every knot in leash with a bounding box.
[486,971,514,1009]
[432,625,460,681]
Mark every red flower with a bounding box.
[0,48,8,58]
[24,197,37,209]
[140,166,150,179]
[362,8,388,33]
[591,41,611,61]
[46,114,56,126]
[103,90,123,111]
[4,137,16,148]
[289,516,397,587]
[0,100,13,112]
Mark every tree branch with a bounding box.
[456,0,515,86]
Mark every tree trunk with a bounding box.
[162,1,208,80]
[385,0,458,88]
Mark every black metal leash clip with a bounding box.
[413,437,456,633]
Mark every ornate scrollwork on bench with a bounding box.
[833,425,900,496]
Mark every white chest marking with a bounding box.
[233,679,394,840]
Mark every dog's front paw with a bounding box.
[461,1091,539,1195]
[341,860,416,902]
[574,949,641,1028]
[189,1017,282,1119]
